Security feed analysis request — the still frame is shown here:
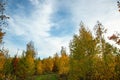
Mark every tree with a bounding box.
[26,41,37,58]
[114,54,120,79]
[42,57,54,73]
[3,56,13,80]
[26,53,35,76]
[25,41,36,76]
[0,0,10,79]
[11,55,19,77]
[69,22,96,80]
[35,58,43,75]
[52,53,59,73]
[16,53,28,80]
[93,21,117,80]
[15,42,37,79]
[0,51,5,79]
[58,47,69,75]
[0,0,9,44]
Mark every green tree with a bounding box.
[69,22,96,80]
[0,0,10,79]
[93,21,116,80]
[114,54,120,79]
[16,42,37,79]
[3,56,13,79]
[16,53,28,80]
[52,53,59,73]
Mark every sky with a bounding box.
[2,0,120,58]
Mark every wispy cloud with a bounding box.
[5,0,71,58]
[4,0,120,58]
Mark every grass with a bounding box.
[35,74,58,80]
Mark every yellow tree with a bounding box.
[26,54,35,76]
[69,22,97,80]
[58,47,69,76]
[93,21,117,80]
[0,51,5,78]
[42,57,54,73]
[16,53,28,80]
[0,0,9,78]
[36,58,43,75]
[53,53,59,73]
[25,41,36,76]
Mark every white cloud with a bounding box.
[68,0,120,34]
[5,0,71,58]
[5,0,120,58]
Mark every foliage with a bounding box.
[36,59,43,75]
[35,74,58,80]
[1,0,120,79]
[52,53,59,73]
[42,57,54,73]
[15,55,27,80]
[58,47,69,75]
[69,21,120,80]
[69,22,96,80]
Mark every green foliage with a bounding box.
[16,56,27,79]
[25,54,35,76]
[69,21,120,80]
[1,21,120,80]
[52,53,59,73]
[3,57,14,79]
[69,22,96,80]
[1,3,120,79]
[35,74,58,80]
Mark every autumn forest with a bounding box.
[0,0,120,80]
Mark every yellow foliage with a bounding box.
[36,60,43,75]
[59,54,69,75]
[0,53,5,72]
[26,54,35,75]
[42,57,54,72]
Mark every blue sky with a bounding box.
[3,0,120,58]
